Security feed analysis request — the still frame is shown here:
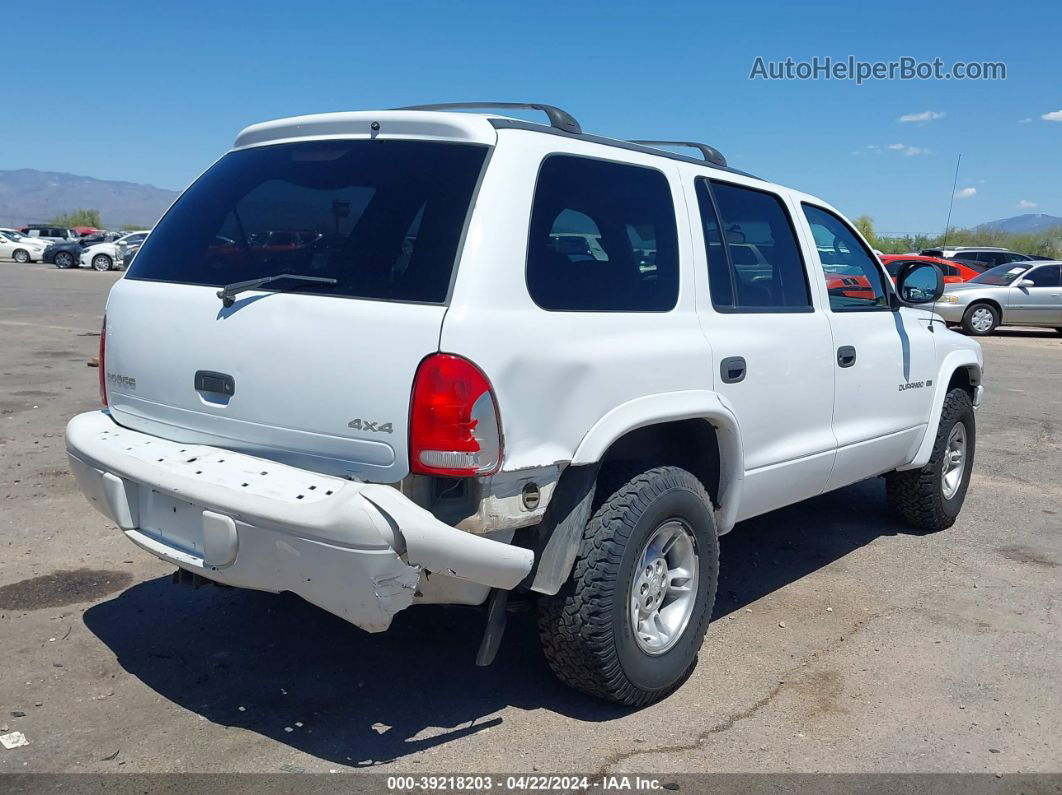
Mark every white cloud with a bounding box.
[898,110,945,123]
[904,146,931,156]
[1042,110,1062,122]
[1018,199,1038,209]
[888,143,905,150]
[1018,117,1033,124]
[955,187,977,199]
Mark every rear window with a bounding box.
[127,140,488,303]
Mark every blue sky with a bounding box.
[3,0,1059,234]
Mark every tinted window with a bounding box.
[1026,264,1061,287]
[526,155,678,312]
[697,180,811,311]
[127,140,487,303]
[803,204,889,311]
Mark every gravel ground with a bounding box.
[0,259,1060,776]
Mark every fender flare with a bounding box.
[570,390,745,534]
[899,349,982,470]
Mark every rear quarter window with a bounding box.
[526,155,679,312]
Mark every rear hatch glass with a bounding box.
[127,139,487,302]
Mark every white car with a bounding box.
[80,231,150,271]
[65,103,983,705]
[0,230,48,263]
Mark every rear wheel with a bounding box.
[92,253,113,271]
[54,251,75,269]
[961,302,998,336]
[886,388,975,532]
[13,249,30,263]
[537,465,718,706]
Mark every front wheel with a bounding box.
[962,302,998,336]
[54,251,75,269]
[13,249,30,263]
[886,388,975,532]
[92,254,113,271]
[537,465,718,706]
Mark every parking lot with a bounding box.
[0,259,1060,775]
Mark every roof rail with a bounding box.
[629,140,727,168]
[396,102,582,134]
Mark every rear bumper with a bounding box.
[65,411,533,631]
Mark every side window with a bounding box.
[695,179,811,311]
[527,155,678,312]
[802,204,889,311]
[1026,265,1061,287]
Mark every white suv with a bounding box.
[66,103,984,705]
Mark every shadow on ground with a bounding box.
[85,477,914,766]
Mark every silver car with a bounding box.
[934,261,1062,336]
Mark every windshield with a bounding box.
[127,139,488,304]
[970,263,1032,286]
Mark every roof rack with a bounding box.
[396,102,582,134]
[628,140,727,168]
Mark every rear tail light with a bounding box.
[98,314,107,407]
[409,353,502,477]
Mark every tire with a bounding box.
[13,249,30,264]
[886,388,975,532]
[961,302,998,336]
[54,251,75,269]
[537,464,719,706]
[92,253,113,271]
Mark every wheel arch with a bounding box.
[899,350,981,471]
[965,297,1005,325]
[571,391,744,534]
[527,391,742,597]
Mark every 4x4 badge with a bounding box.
[347,418,393,433]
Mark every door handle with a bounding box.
[720,356,746,384]
[837,346,857,368]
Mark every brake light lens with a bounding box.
[98,314,107,407]
[409,354,502,477]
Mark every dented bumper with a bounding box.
[65,411,533,632]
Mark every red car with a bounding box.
[880,254,979,285]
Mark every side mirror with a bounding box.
[1017,279,1035,288]
[895,261,944,305]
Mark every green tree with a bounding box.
[853,215,877,248]
[50,208,103,228]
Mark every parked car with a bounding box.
[881,254,980,284]
[42,238,88,269]
[80,231,150,271]
[115,231,151,268]
[18,225,77,242]
[934,260,1062,335]
[0,230,48,262]
[65,103,982,706]
[920,247,1033,270]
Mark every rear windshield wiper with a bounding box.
[217,274,338,307]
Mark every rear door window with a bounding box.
[526,155,679,312]
[1026,264,1061,287]
[126,140,488,304]
[695,179,811,311]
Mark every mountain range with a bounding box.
[0,169,179,228]
[975,213,1062,234]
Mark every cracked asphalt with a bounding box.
[1,259,1060,775]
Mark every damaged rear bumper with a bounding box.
[65,411,533,632]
